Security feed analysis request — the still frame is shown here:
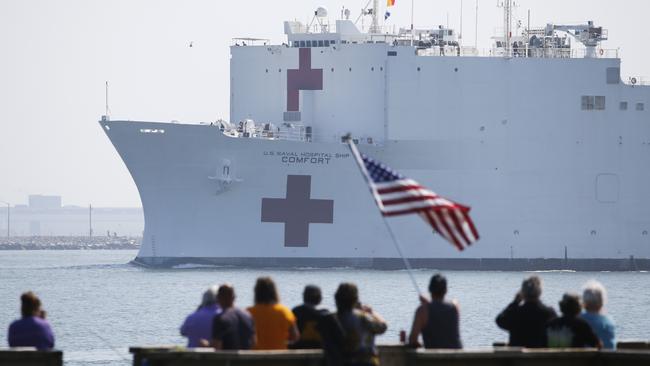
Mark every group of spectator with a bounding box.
[6,274,617,365]
[496,276,615,349]
[180,277,388,366]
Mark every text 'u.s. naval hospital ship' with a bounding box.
[102,1,650,270]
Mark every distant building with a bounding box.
[0,196,143,236]
[28,195,62,209]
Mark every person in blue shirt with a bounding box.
[580,280,616,349]
[8,291,55,350]
[180,285,222,347]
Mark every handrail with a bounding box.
[416,47,619,59]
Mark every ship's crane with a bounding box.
[545,21,608,58]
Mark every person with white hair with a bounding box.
[180,285,222,347]
[580,280,616,349]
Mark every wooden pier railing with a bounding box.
[130,344,650,366]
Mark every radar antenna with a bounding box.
[103,81,111,121]
[371,0,379,33]
[498,0,514,58]
[355,0,380,33]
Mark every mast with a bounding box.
[105,82,108,116]
[503,0,512,57]
[89,204,93,238]
[371,0,379,33]
[458,0,463,46]
[474,0,478,48]
[410,0,414,45]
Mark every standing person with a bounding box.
[291,285,327,349]
[580,280,616,349]
[247,277,299,349]
[211,284,255,350]
[408,274,462,349]
[547,293,601,348]
[332,282,387,366]
[180,285,222,347]
[8,292,55,350]
[496,276,557,347]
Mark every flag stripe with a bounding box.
[431,210,464,251]
[382,195,441,206]
[448,208,471,246]
[438,209,465,250]
[462,209,480,240]
[378,188,438,201]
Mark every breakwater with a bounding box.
[0,236,140,250]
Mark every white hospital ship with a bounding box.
[101,1,650,270]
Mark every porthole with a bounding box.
[265,69,268,73]
[591,230,597,236]
[278,69,282,73]
[349,67,352,72]
[417,67,421,71]
[454,67,459,72]
[371,67,374,71]
[331,68,334,72]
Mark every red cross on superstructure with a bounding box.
[286,48,323,112]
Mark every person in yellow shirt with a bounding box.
[247,277,299,349]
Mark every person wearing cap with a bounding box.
[496,276,557,347]
[180,285,222,347]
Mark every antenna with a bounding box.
[475,0,479,48]
[371,0,379,33]
[410,0,414,45]
[104,81,111,121]
[458,0,463,46]
[89,204,93,238]
[498,0,513,57]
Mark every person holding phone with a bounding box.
[8,291,55,350]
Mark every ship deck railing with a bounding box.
[222,129,380,146]
[417,46,619,59]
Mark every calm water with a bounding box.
[1,250,649,365]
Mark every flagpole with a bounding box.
[345,135,422,296]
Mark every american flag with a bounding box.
[359,153,479,251]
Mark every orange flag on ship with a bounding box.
[387,0,396,6]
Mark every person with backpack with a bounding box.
[320,283,387,366]
[291,285,328,349]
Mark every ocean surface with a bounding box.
[0,250,649,365]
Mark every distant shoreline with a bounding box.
[0,236,141,250]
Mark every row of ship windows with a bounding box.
[291,40,338,48]
[581,96,645,111]
[264,66,462,73]
[265,67,386,73]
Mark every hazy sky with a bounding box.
[1,0,648,207]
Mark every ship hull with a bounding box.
[102,120,650,270]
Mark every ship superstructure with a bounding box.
[102,2,650,270]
